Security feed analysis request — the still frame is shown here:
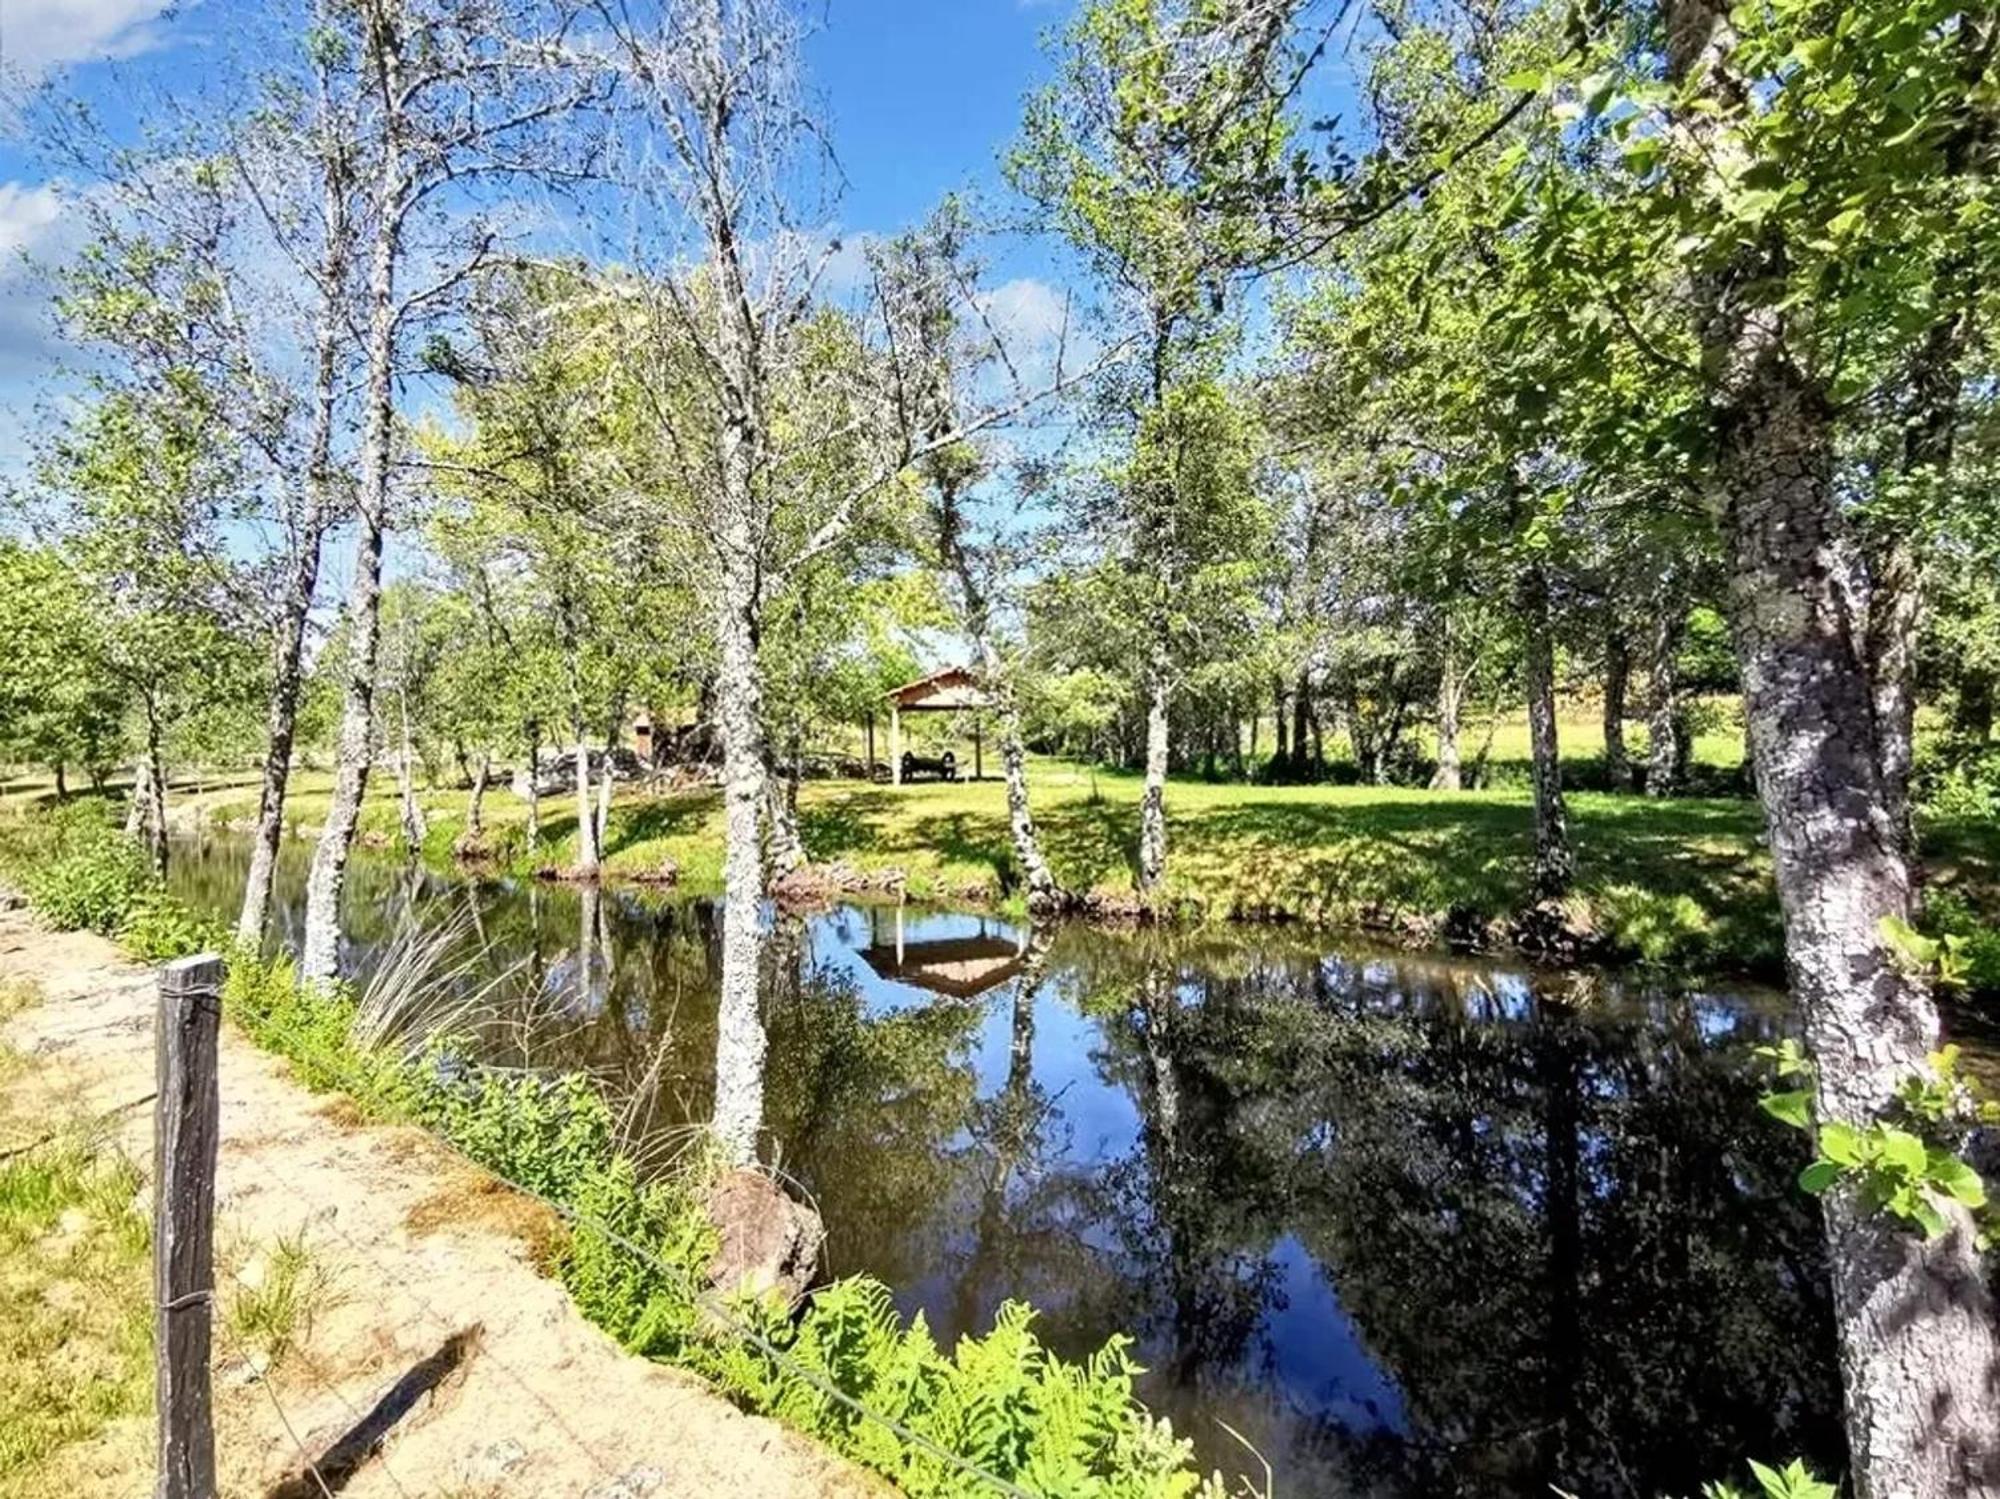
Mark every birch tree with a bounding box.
[1637,1,2000,1484]
[299,0,600,984]
[33,31,370,941]
[1009,0,1325,894]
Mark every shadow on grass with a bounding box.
[601,792,718,859]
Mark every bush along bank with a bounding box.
[0,811,1233,1499]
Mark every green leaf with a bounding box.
[1817,1121,1863,1165]
[1909,1194,1949,1239]
[1503,68,1546,93]
[1798,1159,1842,1195]
[1880,1128,1926,1177]
[1928,1153,1988,1208]
[1759,1090,1812,1129]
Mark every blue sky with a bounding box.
[0,0,1078,474]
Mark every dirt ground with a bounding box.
[0,901,882,1499]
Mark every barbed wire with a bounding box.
[230,1096,1038,1497]
[215,1315,342,1499]
[223,1144,631,1494]
[214,1240,418,1499]
[403,1134,1040,1499]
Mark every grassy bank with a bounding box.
[183,754,1996,976]
[0,982,153,1499]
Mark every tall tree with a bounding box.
[1010,0,1320,894]
[299,0,597,984]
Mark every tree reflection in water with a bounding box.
[165,838,1846,1497]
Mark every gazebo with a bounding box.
[880,666,994,785]
[857,908,1029,1000]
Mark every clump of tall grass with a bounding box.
[350,899,526,1061]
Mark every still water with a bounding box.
[167,836,1844,1496]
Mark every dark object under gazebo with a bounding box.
[877,666,994,785]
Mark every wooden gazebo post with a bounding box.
[890,703,903,786]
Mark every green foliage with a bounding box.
[1883,899,2000,1000]
[2,805,152,936]
[116,888,228,962]
[1696,1457,1839,1499]
[1758,1040,1997,1248]
[702,1283,1211,1499]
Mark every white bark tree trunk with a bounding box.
[299,83,401,986]
[763,754,806,879]
[1645,607,1685,799]
[1137,634,1171,894]
[465,749,489,842]
[711,560,769,1167]
[1661,2,2000,1484]
[238,72,348,947]
[1431,632,1464,792]
[1726,352,2000,1499]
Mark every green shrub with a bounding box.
[1915,738,2000,820]
[21,828,152,936]
[116,890,227,962]
[1922,890,2000,998]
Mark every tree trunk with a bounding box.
[933,481,1064,910]
[1603,625,1632,791]
[711,568,769,1167]
[124,757,149,839]
[299,54,402,987]
[1662,0,2000,1445]
[1645,608,1686,799]
[465,750,489,841]
[396,684,427,854]
[594,744,615,855]
[237,517,329,943]
[139,701,169,879]
[566,626,600,880]
[236,30,347,950]
[1137,634,1171,895]
[1866,13,1992,870]
[571,737,599,877]
[1291,670,1312,776]
[1432,641,1465,793]
[524,721,541,853]
[1272,676,1290,772]
[980,643,1061,911]
[1722,349,2000,1499]
[52,762,67,802]
[763,752,806,879]
[1520,560,1573,901]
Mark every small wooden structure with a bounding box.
[882,666,994,785]
[858,909,1028,999]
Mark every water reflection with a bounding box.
[167,836,1844,1495]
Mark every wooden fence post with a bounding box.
[155,951,223,1499]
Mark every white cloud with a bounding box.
[0,180,69,378]
[980,277,1069,352]
[0,0,175,82]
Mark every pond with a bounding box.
[165,835,1845,1497]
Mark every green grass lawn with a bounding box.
[191,753,1808,970]
[29,699,1993,977]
